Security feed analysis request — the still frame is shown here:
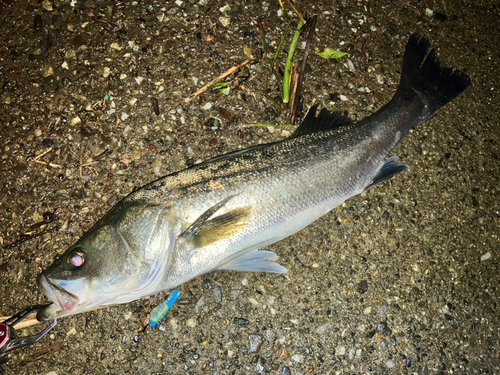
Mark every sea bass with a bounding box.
[37,34,470,320]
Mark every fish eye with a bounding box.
[68,248,86,268]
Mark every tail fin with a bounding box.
[397,34,470,115]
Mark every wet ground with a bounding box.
[0,0,499,374]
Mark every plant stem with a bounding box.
[282,18,305,105]
[272,20,292,96]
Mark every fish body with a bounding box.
[37,34,470,321]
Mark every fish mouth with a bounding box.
[37,274,80,321]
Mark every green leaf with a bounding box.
[210,82,231,94]
[315,48,349,59]
[211,82,231,88]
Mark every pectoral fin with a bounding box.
[181,195,252,248]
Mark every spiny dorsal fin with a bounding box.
[180,195,252,249]
[290,104,351,138]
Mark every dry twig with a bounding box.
[33,160,62,168]
[0,313,40,329]
[79,144,84,178]
[32,147,53,161]
[184,58,256,103]
[19,342,65,366]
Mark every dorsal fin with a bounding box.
[290,104,351,138]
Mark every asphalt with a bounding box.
[0,0,498,374]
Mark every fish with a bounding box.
[36,34,470,321]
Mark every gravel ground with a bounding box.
[0,0,499,374]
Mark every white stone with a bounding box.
[66,328,77,337]
[219,17,231,27]
[481,252,491,261]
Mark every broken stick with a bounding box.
[184,58,256,103]
[0,313,41,329]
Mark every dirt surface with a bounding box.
[0,0,499,374]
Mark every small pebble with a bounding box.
[380,338,388,352]
[316,324,330,334]
[357,280,368,293]
[481,252,491,261]
[211,286,222,303]
[279,347,290,360]
[42,0,53,11]
[281,366,291,375]
[41,139,54,149]
[234,317,249,326]
[248,297,259,306]
[356,348,363,359]
[390,336,397,346]
[248,335,263,353]
[377,322,392,336]
[66,328,77,337]
[107,195,118,206]
[202,279,212,290]
[265,329,276,340]
[219,17,231,27]
[195,296,205,313]
[43,64,54,78]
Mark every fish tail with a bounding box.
[396,34,471,116]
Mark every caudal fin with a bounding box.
[397,34,470,115]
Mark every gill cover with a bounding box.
[37,201,175,320]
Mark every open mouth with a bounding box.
[37,274,79,320]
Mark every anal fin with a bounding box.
[365,156,408,191]
[217,249,288,274]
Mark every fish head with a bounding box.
[37,201,175,321]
